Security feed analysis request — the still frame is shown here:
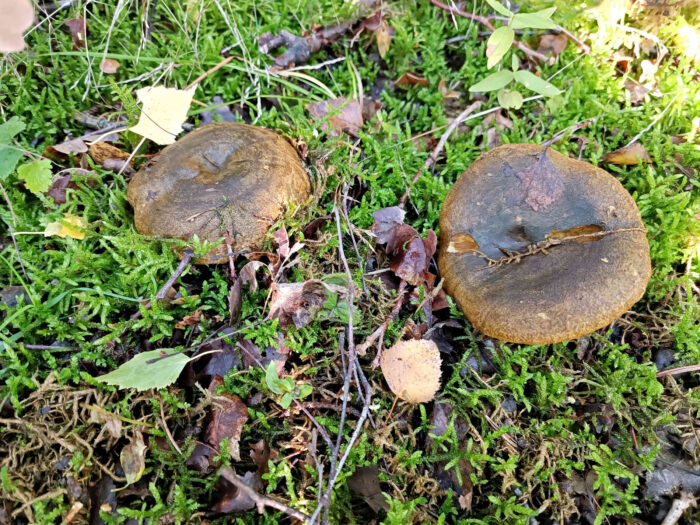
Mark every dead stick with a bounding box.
[399,101,481,208]
[657,364,700,378]
[430,0,554,65]
[185,55,234,91]
[155,250,194,300]
[219,467,311,522]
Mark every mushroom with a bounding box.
[380,339,442,404]
[127,122,310,262]
[438,144,651,344]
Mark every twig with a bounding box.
[218,467,311,522]
[660,491,696,525]
[555,25,590,53]
[299,401,361,418]
[625,92,680,148]
[657,364,700,378]
[23,344,76,351]
[355,280,407,366]
[223,230,237,279]
[63,501,84,524]
[155,250,194,300]
[8,225,29,282]
[160,402,182,455]
[185,55,234,91]
[399,101,481,208]
[430,0,554,65]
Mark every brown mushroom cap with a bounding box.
[380,339,442,404]
[438,144,651,344]
[127,122,310,262]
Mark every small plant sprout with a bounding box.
[265,362,313,409]
[470,0,561,109]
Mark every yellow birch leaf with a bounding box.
[129,85,196,145]
[376,21,392,59]
[44,214,87,240]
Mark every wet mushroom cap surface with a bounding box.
[438,144,651,344]
[127,122,310,261]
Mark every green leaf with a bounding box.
[511,54,519,71]
[282,376,295,392]
[513,70,561,96]
[486,26,514,69]
[0,117,26,144]
[511,8,557,30]
[469,70,514,92]
[266,362,283,394]
[97,349,190,391]
[298,384,313,399]
[16,159,53,194]
[280,393,293,409]
[498,89,524,109]
[484,0,513,17]
[0,148,24,180]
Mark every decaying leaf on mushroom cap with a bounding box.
[127,122,310,263]
[438,144,651,345]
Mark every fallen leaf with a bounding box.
[205,375,248,462]
[438,76,460,99]
[494,110,514,130]
[268,280,331,329]
[348,466,389,513]
[359,11,382,31]
[214,469,260,513]
[99,58,120,74]
[0,0,34,53]
[87,141,130,166]
[120,432,147,485]
[602,142,652,165]
[129,85,196,145]
[249,440,270,473]
[639,59,658,84]
[229,260,267,323]
[64,18,87,49]
[396,71,430,87]
[44,213,87,240]
[97,349,190,391]
[536,33,568,57]
[89,407,123,439]
[49,137,88,156]
[504,147,564,211]
[380,339,442,404]
[175,309,202,329]
[376,20,392,58]
[306,97,363,137]
[47,169,94,205]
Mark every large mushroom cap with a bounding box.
[127,122,310,261]
[438,144,651,344]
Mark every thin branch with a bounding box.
[155,250,194,300]
[430,0,554,65]
[660,491,696,525]
[160,402,182,455]
[625,92,680,148]
[185,55,234,91]
[218,467,311,522]
[657,364,700,378]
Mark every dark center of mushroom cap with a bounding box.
[438,144,651,344]
[127,122,310,263]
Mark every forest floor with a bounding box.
[1,0,699,524]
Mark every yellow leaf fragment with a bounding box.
[602,142,652,165]
[44,214,87,240]
[129,85,196,145]
[376,21,392,59]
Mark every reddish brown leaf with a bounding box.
[100,58,120,74]
[438,76,460,99]
[360,11,382,31]
[50,137,88,156]
[175,309,202,329]
[396,71,429,87]
[306,97,363,137]
[205,376,248,462]
[348,466,390,513]
[536,33,568,57]
[504,148,564,211]
[602,142,652,165]
[623,80,649,105]
[64,17,87,49]
[302,215,332,237]
[214,470,261,513]
[249,440,270,473]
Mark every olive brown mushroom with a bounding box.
[438,144,651,344]
[127,122,310,262]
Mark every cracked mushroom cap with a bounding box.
[127,122,310,262]
[438,144,651,345]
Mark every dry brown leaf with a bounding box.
[120,431,147,485]
[88,141,130,164]
[376,20,393,58]
[0,0,34,52]
[602,142,652,165]
[624,80,649,105]
[206,375,248,462]
[50,137,88,156]
[268,280,329,329]
[348,466,390,513]
[503,148,564,211]
[130,85,196,145]
[306,97,363,137]
[64,18,87,49]
[396,71,430,87]
[175,309,203,329]
[536,33,568,57]
[438,76,460,99]
[380,339,442,403]
[100,58,120,74]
